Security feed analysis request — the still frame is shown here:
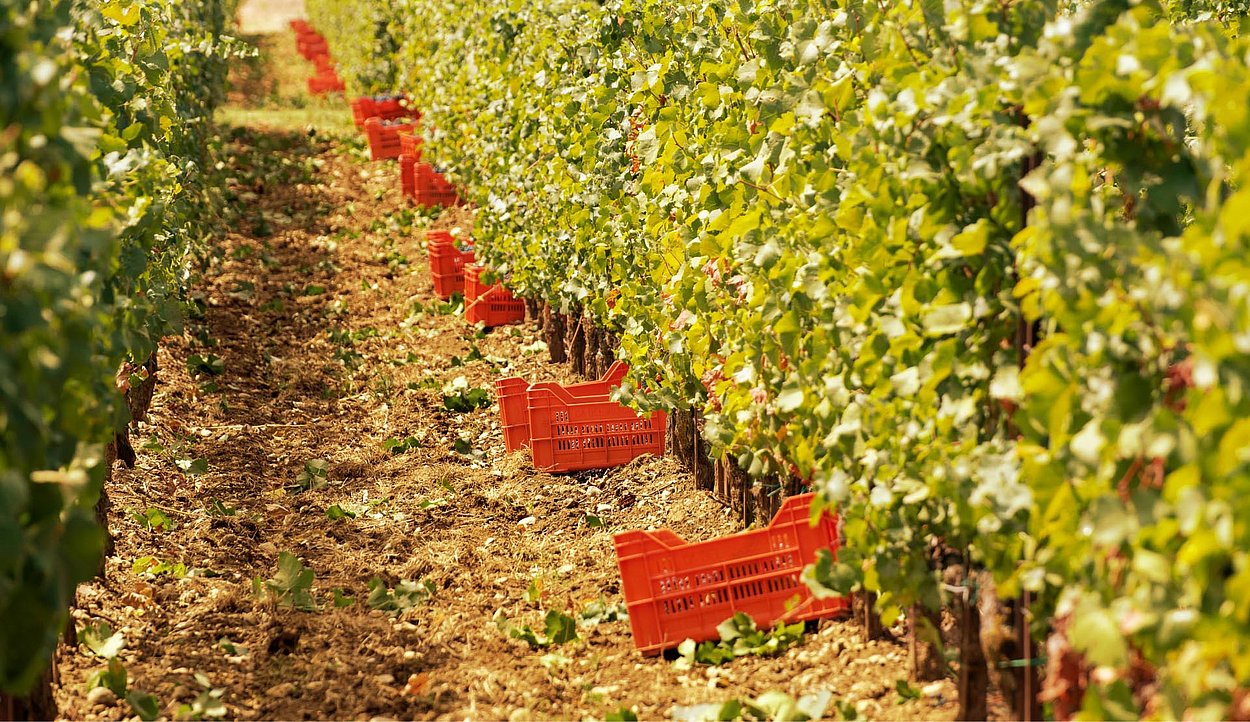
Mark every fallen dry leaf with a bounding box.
[402,672,430,695]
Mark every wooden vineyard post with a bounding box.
[669,410,714,491]
[1009,123,1046,721]
[956,573,989,721]
[856,591,888,641]
[669,408,698,474]
[99,441,118,562]
[583,313,601,379]
[752,474,802,524]
[1014,591,1043,720]
[749,476,768,523]
[566,307,586,377]
[691,413,715,491]
[910,602,945,682]
[596,329,620,380]
[525,298,542,328]
[713,455,755,526]
[731,458,754,526]
[712,455,728,507]
[668,408,687,460]
[542,303,567,363]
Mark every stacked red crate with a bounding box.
[410,161,460,207]
[364,118,417,161]
[398,133,425,197]
[292,22,343,94]
[426,230,475,300]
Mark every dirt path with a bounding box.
[236,0,305,34]
[53,32,968,722]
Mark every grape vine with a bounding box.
[0,0,239,697]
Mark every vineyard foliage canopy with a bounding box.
[0,0,238,694]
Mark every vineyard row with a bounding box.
[308,0,1250,718]
[1,0,240,713]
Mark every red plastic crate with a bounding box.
[426,231,475,299]
[351,95,411,129]
[413,162,454,193]
[496,361,630,452]
[297,36,328,60]
[307,72,345,94]
[290,19,312,33]
[613,493,850,655]
[399,143,429,199]
[463,264,525,327]
[349,97,371,127]
[364,118,416,161]
[408,161,460,206]
[400,155,417,197]
[523,375,665,473]
[496,377,533,452]
[412,189,461,208]
[399,132,423,159]
[312,55,335,74]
